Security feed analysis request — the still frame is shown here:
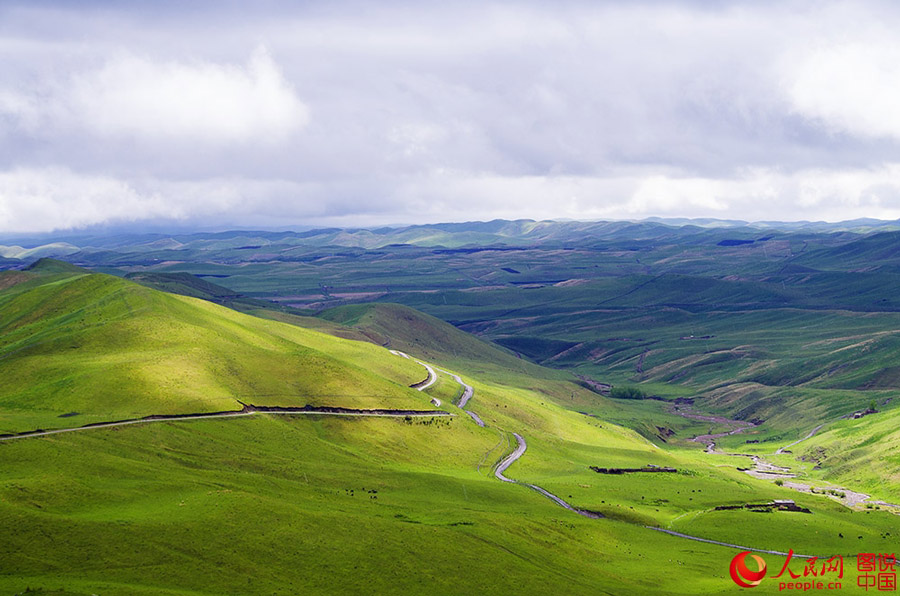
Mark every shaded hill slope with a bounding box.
[316,302,554,376]
[124,270,282,312]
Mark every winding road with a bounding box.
[393,350,438,392]
[494,432,604,518]
[398,352,595,515]
[435,367,482,426]
[7,348,829,559]
[464,410,485,426]
[436,368,473,408]
[395,352,828,553]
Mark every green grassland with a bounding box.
[0,267,433,434]
[80,228,900,433]
[444,373,900,554]
[3,242,900,594]
[759,406,900,503]
[274,283,900,514]
[3,383,893,595]
[0,416,777,595]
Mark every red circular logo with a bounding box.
[730,551,767,588]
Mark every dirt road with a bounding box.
[0,404,453,443]
[776,423,825,454]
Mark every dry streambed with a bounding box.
[670,404,900,512]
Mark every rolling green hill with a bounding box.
[0,265,435,434]
[123,270,290,313]
[4,256,900,594]
[316,303,532,370]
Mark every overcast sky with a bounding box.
[3,1,900,233]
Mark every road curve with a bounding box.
[495,433,603,518]
[392,353,482,424]
[776,423,825,455]
[446,373,482,425]
[464,410,485,427]
[0,405,453,443]
[435,367,483,426]
[391,350,438,391]
[494,432,527,483]
[437,368,474,408]
[412,361,438,391]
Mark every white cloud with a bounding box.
[4,163,900,234]
[0,168,174,233]
[0,168,381,233]
[3,2,900,231]
[630,176,730,213]
[1,47,308,144]
[785,41,900,140]
[379,165,900,224]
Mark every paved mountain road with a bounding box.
[392,350,437,391]
[400,354,602,517]
[435,367,482,426]
[494,432,603,518]
[400,354,823,554]
[436,368,473,408]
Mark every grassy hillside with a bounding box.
[772,406,900,502]
[317,303,530,370]
[4,363,897,595]
[0,415,735,596]
[4,256,900,594]
[0,269,435,434]
[124,270,291,313]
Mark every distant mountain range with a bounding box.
[4,217,900,267]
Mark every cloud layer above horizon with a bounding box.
[3,1,900,233]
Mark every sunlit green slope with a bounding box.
[2,262,900,595]
[0,265,434,434]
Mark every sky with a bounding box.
[3,1,900,233]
